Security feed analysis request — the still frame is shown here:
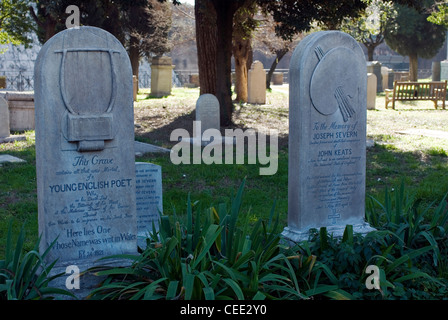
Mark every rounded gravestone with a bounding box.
[34,26,137,270]
[283,31,374,242]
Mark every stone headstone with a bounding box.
[282,31,374,242]
[248,61,266,104]
[432,61,441,81]
[272,72,284,85]
[196,93,220,136]
[387,70,395,89]
[381,67,389,92]
[441,60,448,81]
[6,92,35,131]
[367,73,377,110]
[0,154,25,164]
[135,162,163,247]
[151,56,174,97]
[0,96,10,138]
[34,27,137,272]
[366,61,382,92]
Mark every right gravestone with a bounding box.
[282,31,375,243]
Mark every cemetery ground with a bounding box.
[2,86,448,299]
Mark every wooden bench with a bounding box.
[385,80,447,110]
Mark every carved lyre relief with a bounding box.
[55,48,120,151]
[310,45,360,122]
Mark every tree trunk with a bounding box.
[233,36,251,103]
[129,35,140,92]
[195,0,217,95]
[366,45,374,62]
[266,49,288,89]
[212,1,238,126]
[409,53,418,81]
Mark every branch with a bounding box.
[174,5,195,20]
[29,6,44,29]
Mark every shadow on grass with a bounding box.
[366,143,448,204]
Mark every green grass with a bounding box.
[2,88,448,259]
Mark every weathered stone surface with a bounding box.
[150,56,174,97]
[441,60,448,81]
[283,31,374,242]
[248,61,266,104]
[366,61,382,93]
[432,61,441,81]
[367,73,377,110]
[272,72,283,85]
[0,96,9,138]
[0,154,25,164]
[195,93,220,136]
[6,91,34,131]
[135,162,163,248]
[34,27,137,270]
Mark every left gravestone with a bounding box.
[34,27,137,284]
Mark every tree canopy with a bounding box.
[385,1,446,80]
[0,0,35,47]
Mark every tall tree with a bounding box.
[341,0,396,61]
[125,0,172,80]
[0,0,35,47]
[232,1,258,103]
[385,1,446,81]
[195,0,217,95]
[210,0,243,126]
[194,0,420,125]
[253,12,303,89]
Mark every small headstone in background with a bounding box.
[367,73,377,110]
[272,72,284,85]
[381,67,389,91]
[387,69,395,89]
[150,56,174,98]
[196,93,220,137]
[366,61,382,93]
[6,92,35,131]
[0,96,10,138]
[135,162,163,248]
[248,61,266,104]
[0,154,26,164]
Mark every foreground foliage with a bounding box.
[0,221,73,300]
[2,179,448,300]
[89,179,448,300]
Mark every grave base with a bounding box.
[46,258,134,300]
[281,222,376,244]
[187,136,236,147]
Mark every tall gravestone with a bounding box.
[150,56,174,98]
[366,61,382,93]
[34,27,137,272]
[248,61,266,104]
[282,31,374,242]
[135,162,163,248]
[441,60,448,81]
[367,73,377,110]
